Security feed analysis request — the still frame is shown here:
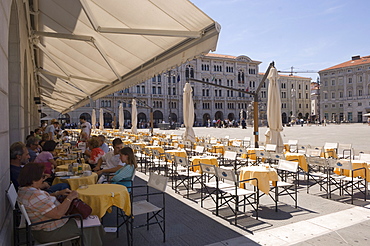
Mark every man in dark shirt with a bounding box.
[10,142,30,190]
[10,142,69,192]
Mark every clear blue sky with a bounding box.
[191,0,370,81]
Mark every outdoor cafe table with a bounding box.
[55,163,91,172]
[52,172,98,190]
[285,153,309,172]
[239,166,278,195]
[190,156,218,172]
[77,184,131,218]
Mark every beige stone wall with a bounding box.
[0,0,39,244]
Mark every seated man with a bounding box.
[26,136,40,162]
[98,135,109,153]
[10,142,69,192]
[94,138,124,175]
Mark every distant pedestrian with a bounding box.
[241,118,247,129]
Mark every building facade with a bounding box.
[310,80,320,122]
[43,54,312,128]
[319,55,370,123]
[44,54,262,127]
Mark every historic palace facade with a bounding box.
[43,54,312,127]
[319,55,370,123]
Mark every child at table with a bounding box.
[110,147,137,190]
[85,137,104,169]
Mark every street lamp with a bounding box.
[291,88,296,124]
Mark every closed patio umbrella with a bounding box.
[266,67,284,151]
[183,83,195,142]
[131,99,137,134]
[99,108,104,130]
[119,103,124,131]
[91,109,96,129]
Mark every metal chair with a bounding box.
[328,159,367,204]
[127,173,168,245]
[173,156,201,198]
[19,203,83,246]
[270,159,299,211]
[214,166,259,224]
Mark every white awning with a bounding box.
[30,0,220,113]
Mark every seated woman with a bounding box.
[39,133,51,148]
[35,140,58,184]
[85,137,104,169]
[17,163,104,245]
[61,130,70,143]
[110,147,137,190]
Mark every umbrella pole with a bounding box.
[150,108,154,136]
[253,99,259,148]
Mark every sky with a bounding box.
[191,0,370,81]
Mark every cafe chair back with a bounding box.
[328,159,367,204]
[173,156,201,199]
[128,173,168,245]
[305,156,330,196]
[338,143,353,159]
[270,159,299,212]
[6,183,26,245]
[287,140,299,153]
[213,166,259,224]
[18,203,83,246]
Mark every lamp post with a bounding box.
[291,88,296,124]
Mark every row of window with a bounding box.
[227,103,235,109]
[323,75,366,86]
[324,102,370,109]
[280,83,309,90]
[152,74,181,83]
[101,100,111,107]
[281,92,309,99]
[324,89,365,99]
[200,64,256,75]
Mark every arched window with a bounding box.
[185,67,189,78]
[190,67,194,78]
[152,76,156,82]
[157,75,161,82]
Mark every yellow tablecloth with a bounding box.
[190,156,218,172]
[52,172,98,190]
[285,153,308,172]
[239,166,278,195]
[77,184,131,218]
[210,144,225,154]
[165,149,187,159]
[146,146,165,154]
[55,164,91,172]
[322,148,338,159]
[241,148,265,160]
[56,158,75,166]
[171,140,184,148]
[334,160,369,181]
[131,142,146,149]
[123,140,132,145]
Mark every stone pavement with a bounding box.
[101,123,370,245]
